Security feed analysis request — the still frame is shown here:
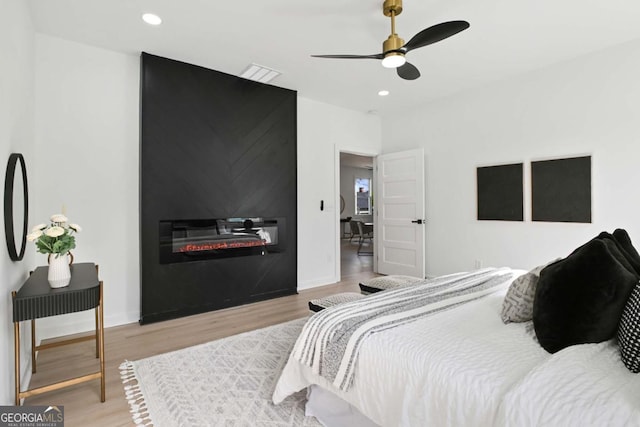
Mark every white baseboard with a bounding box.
[35,310,139,341]
[297,276,338,291]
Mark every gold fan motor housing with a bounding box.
[383,34,405,54]
[383,0,403,17]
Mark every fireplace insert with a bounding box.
[159,217,283,264]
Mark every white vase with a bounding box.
[48,252,72,288]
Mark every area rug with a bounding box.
[120,318,320,426]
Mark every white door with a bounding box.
[376,148,425,277]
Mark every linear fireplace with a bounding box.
[159,217,284,264]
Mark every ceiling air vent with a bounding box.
[239,63,281,83]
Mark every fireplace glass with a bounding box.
[159,217,283,264]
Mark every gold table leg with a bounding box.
[13,290,20,406]
[95,265,100,358]
[95,309,99,358]
[99,281,105,402]
[14,319,20,406]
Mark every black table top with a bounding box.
[13,262,100,322]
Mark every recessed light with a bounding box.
[378,90,390,96]
[142,13,162,26]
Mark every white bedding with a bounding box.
[274,273,640,426]
[498,340,640,427]
[275,280,550,426]
[294,268,517,392]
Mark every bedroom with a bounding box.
[1,0,640,424]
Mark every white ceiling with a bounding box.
[27,0,640,114]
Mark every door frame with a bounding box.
[334,145,379,281]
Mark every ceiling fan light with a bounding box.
[381,53,406,69]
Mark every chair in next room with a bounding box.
[356,220,373,255]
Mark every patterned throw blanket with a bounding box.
[292,268,519,391]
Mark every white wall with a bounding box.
[381,39,640,277]
[33,34,140,337]
[297,98,380,289]
[0,0,36,405]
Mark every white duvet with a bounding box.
[273,283,640,426]
[498,340,640,427]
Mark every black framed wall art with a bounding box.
[531,155,591,223]
[476,163,524,221]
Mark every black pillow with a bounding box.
[617,282,640,373]
[597,233,640,279]
[568,231,640,279]
[612,229,640,277]
[533,239,638,353]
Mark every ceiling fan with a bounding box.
[311,0,469,80]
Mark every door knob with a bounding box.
[411,219,424,224]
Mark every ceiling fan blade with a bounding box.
[402,21,470,52]
[397,62,420,80]
[311,54,384,60]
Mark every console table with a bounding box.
[11,262,105,405]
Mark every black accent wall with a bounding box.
[140,53,297,324]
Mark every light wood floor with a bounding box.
[24,242,375,426]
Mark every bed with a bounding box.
[272,229,640,426]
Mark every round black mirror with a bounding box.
[4,153,28,261]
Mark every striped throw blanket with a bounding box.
[292,268,519,391]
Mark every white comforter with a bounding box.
[273,280,640,426]
[498,340,640,426]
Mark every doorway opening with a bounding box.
[339,152,375,280]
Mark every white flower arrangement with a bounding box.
[27,214,81,257]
